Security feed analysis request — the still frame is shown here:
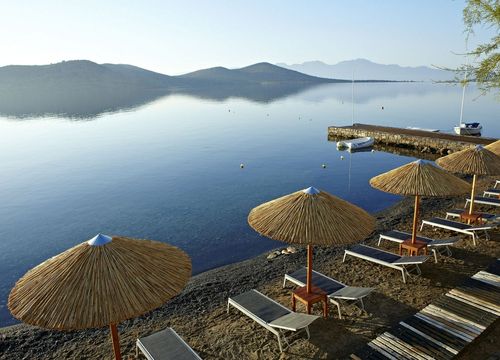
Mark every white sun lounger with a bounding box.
[483,188,500,197]
[343,244,429,283]
[378,230,459,263]
[465,196,500,208]
[136,327,202,360]
[227,289,319,352]
[420,217,493,246]
[445,209,498,223]
[283,268,374,319]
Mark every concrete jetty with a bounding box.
[328,123,497,155]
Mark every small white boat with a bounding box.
[454,122,482,136]
[406,127,440,133]
[337,137,374,150]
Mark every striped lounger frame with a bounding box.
[343,244,429,284]
[465,196,500,208]
[136,327,202,360]
[227,289,319,352]
[420,217,492,246]
[483,188,500,198]
[445,209,498,223]
[351,259,500,360]
[283,268,375,319]
[378,230,458,263]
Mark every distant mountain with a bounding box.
[276,59,452,81]
[179,62,345,84]
[0,60,351,118]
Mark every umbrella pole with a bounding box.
[307,244,312,294]
[469,174,476,215]
[411,195,420,244]
[110,323,122,360]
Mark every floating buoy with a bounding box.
[381,106,384,110]
[371,149,375,152]
[228,109,231,112]
[322,164,327,168]
[267,114,269,116]
[340,156,344,160]
[240,163,244,168]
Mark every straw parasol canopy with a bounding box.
[248,187,375,293]
[486,140,500,157]
[437,145,500,214]
[8,234,191,360]
[370,160,470,244]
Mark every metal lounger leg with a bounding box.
[377,236,382,246]
[305,326,310,340]
[401,268,406,283]
[419,222,424,231]
[360,298,365,311]
[472,233,477,246]
[343,252,347,263]
[431,249,438,263]
[330,299,342,319]
[277,333,283,353]
[282,277,287,288]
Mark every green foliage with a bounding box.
[462,0,500,96]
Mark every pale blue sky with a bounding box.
[0,1,494,74]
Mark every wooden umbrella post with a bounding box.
[411,195,420,244]
[110,323,122,360]
[306,244,312,294]
[469,174,476,215]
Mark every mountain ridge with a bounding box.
[276,59,452,81]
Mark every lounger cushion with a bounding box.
[426,217,472,230]
[287,268,344,294]
[331,287,374,300]
[485,189,500,194]
[469,196,500,205]
[230,290,290,323]
[392,256,429,265]
[381,230,433,244]
[269,312,319,331]
[349,244,401,264]
[137,328,200,360]
[447,209,497,221]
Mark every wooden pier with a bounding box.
[328,123,497,155]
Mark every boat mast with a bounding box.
[459,40,469,127]
[351,70,354,126]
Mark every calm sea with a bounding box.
[0,82,498,326]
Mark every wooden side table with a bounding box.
[459,212,483,225]
[292,285,328,318]
[399,240,428,256]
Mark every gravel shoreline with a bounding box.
[1,177,499,359]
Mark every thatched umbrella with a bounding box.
[8,234,191,360]
[370,160,470,244]
[486,140,500,156]
[436,145,500,214]
[248,187,375,294]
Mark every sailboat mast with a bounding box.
[351,70,354,126]
[459,69,467,126]
[459,41,469,127]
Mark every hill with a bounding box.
[180,62,346,84]
[276,59,452,81]
[0,60,345,117]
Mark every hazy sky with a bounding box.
[0,1,494,74]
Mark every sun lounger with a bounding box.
[420,217,493,246]
[483,188,500,197]
[343,244,429,283]
[136,327,202,360]
[378,230,458,263]
[227,289,319,352]
[465,196,500,208]
[445,208,498,223]
[283,268,374,319]
[351,263,500,360]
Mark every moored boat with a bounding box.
[337,137,374,150]
[454,122,482,136]
[406,126,440,132]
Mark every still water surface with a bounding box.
[0,82,498,326]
